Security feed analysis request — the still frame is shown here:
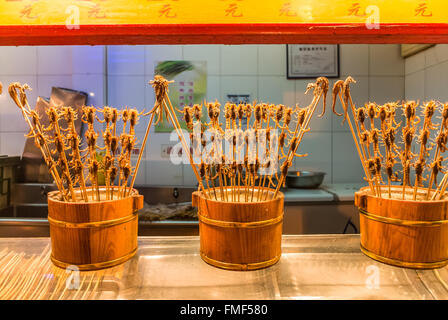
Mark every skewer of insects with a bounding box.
[8,82,146,203]
[333,76,448,201]
[166,76,329,202]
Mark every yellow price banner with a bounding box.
[0,0,446,26]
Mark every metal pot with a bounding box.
[285,171,326,189]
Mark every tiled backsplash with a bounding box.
[405,44,448,102]
[0,44,405,185]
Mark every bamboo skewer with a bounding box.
[426,103,448,199]
[127,110,156,196]
[64,107,88,201]
[273,77,329,199]
[163,98,208,198]
[8,83,68,201]
[332,79,376,196]
[412,101,435,200]
[335,78,448,202]
[47,107,78,201]
[149,76,208,197]
[8,82,145,203]
[163,76,326,203]
[431,172,448,200]
[7,76,329,205]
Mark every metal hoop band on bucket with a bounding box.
[48,211,138,229]
[360,244,448,269]
[198,213,283,228]
[51,247,138,271]
[359,208,448,227]
[200,251,281,271]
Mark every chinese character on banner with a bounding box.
[225,3,243,17]
[415,2,432,17]
[347,2,366,17]
[20,4,38,19]
[159,4,177,18]
[279,2,297,17]
[88,4,107,19]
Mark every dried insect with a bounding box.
[9,82,147,202]
[430,156,445,184]
[82,106,97,128]
[357,108,367,131]
[159,76,328,202]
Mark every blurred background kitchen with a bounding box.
[0,44,445,236]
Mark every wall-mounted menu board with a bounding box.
[0,0,447,45]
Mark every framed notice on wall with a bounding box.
[286,45,339,79]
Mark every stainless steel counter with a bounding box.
[0,234,447,300]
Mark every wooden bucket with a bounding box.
[355,185,448,269]
[47,187,143,271]
[192,187,284,271]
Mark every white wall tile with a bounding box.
[132,159,147,185]
[425,61,448,102]
[425,45,448,69]
[405,70,424,102]
[184,45,220,75]
[258,76,295,106]
[294,131,332,184]
[369,76,404,104]
[37,46,73,75]
[340,44,369,76]
[369,45,404,76]
[37,75,73,98]
[207,76,220,102]
[183,164,198,186]
[221,45,258,76]
[107,45,145,75]
[72,46,105,75]
[332,131,365,183]
[108,75,145,108]
[0,75,38,132]
[0,47,37,75]
[147,160,183,186]
[145,45,183,76]
[72,74,105,107]
[258,45,286,76]
[0,132,27,156]
[434,44,448,63]
[405,50,425,75]
[220,75,258,103]
[108,75,146,134]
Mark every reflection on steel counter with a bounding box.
[1,235,448,300]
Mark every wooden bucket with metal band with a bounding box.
[355,185,448,269]
[47,187,143,271]
[192,187,284,271]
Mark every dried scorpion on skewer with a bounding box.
[411,101,436,199]
[8,82,148,203]
[400,101,419,199]
[168,77,328,203]
[61,106,88,201]
[335,76,448,201]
